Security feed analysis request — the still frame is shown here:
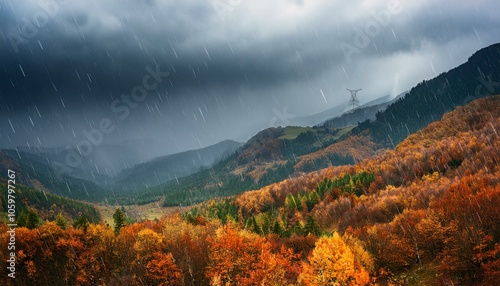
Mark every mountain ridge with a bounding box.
[185,93,500,285]
[1,43,499,208]
[112,139,242,191]
[136,43,500,207]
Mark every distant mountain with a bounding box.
[123,43,500,207]
[4,44,499,209]
[288,102,351,126]
[0,179,100,223]
[0,149,108,202]
[112,140,243,191]
[0,139,243,202]
[121,124,361,206]
[289,93,398,127]
[322,92,407,128]
[296,43,500,171]
[14,144,147,185]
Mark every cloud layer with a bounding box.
[1,0,500,157]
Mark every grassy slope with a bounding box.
[278,126,313,140]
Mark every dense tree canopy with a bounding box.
[1,95,499,285]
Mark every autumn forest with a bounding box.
[1,92,500,285]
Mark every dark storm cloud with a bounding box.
[0,0,490,104]
[1,0,500,154]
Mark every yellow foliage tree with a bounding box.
[299,233,370,286]
[134,228,163,254]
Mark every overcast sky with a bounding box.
[1,0,500,158]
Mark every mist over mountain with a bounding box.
[2,0,500,157]
[319,92,407,128]
[14,144,145,181]
[112,140,242,191]
[2,43,499,206]
[126,43,500,206]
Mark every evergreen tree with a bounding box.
[272,221,285,237]
[16,209,39,229]
[251,216,262,235]
[285,195,296,211]
[292,221,304,236]
[113,207,127,234]
[73,214,89,232]
[185,212,196,224]
[17,210,28,228]
[304,215,321,236]
[21,210,40,229]
[261,214,271,235]
[55,213,67,230]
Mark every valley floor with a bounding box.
[95,201,190,227]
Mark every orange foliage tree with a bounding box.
[206,223,301,285]
[146,251,183,286]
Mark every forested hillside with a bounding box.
[2,95,498,285]
[0,180,100,225]
[125,125,358,206]
[0,150,108,202]
[370,43,500,146]
[112,140,242,191]
[124,43,500,207]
